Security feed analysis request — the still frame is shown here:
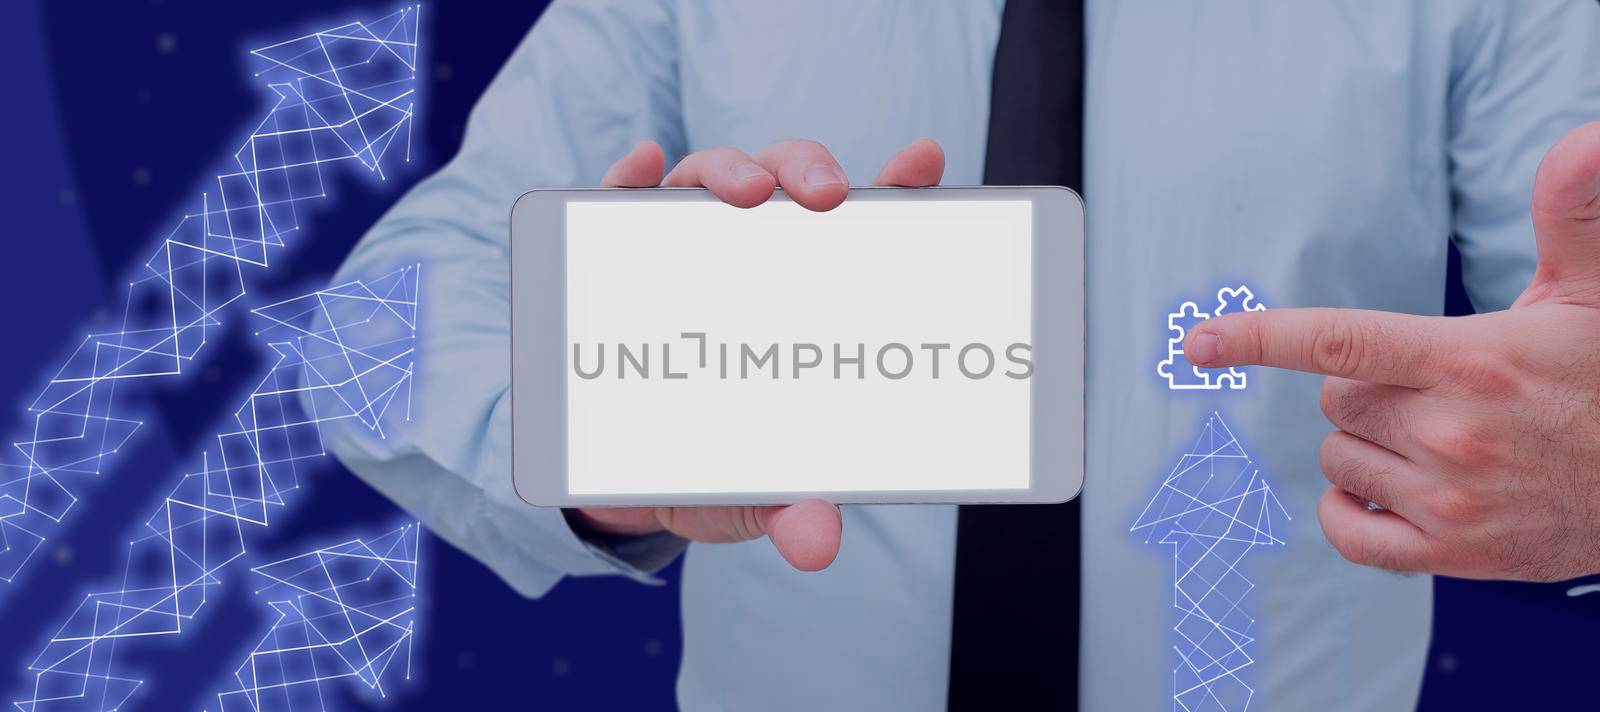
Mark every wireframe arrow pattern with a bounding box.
[16,264,420,712]
[211,522,422,712]
[1132,413,1290,712]
[0,4,420,586]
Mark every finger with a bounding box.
[1318,377,1420,453]
[600,140,666,188]
[652,501,842,572]
[652,505,768,544]
[1184,307,1445,388]
[1527,121,1600,295]
[753,140,850,212]
[572,507,665,536]
[1318,486,1436,573]
[873,138,946,187]
[757,499,843,572]
[663,146,777,208]
[1318,430,1425,515]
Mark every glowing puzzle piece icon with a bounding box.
[1157,285,1266,391]
[1132,412,1289,712]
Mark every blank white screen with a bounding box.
[565,199,1032,495]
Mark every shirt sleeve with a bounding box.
[318,0,689,598]
[1449,0,1600,312]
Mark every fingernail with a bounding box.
[804,164,846,187]
[732,161,768,182]
[1188,332,1223,364]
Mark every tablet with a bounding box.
[510,186,1083,507]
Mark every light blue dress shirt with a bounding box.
[323,1,1600,709]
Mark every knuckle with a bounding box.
[1443,350,1519,396]
[1419,419,1504,466]
[1310,319,1365,376]
[1241,316,1267,363]
[1426,488,1485,525]
[734,507,765,542]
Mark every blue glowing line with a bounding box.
[15,264,421,712]
[0,4,421,587]
[1132,412,1290,712]
[209,522,422,712]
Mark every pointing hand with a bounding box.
[1186,123,1600,582]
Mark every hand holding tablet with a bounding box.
[509,139,1083,570]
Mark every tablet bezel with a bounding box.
[510,186,1083,507]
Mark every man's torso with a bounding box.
[661,2,1490,709]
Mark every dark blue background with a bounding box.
[2,1,1596,709]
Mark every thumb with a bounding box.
[758,499,843,572]
[1526,122,1600,302]
[653,500,842,572]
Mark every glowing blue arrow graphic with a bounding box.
[1132,412,1290,712]
[0,5,420,587]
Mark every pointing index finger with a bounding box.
[1183,307,1445,388]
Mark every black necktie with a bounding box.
[946,1,1084,709]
